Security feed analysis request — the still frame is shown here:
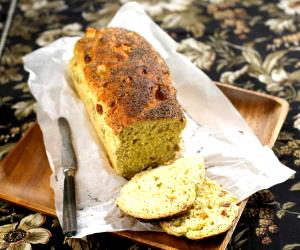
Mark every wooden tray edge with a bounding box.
[0,124,57,216]
[216,83,289,147]
[0,193,56,217]
[214,83,289,250]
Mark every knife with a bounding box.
[58,117,77,237]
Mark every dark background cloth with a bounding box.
[1,0,300,249]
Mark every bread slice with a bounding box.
[160,179,239,240]
[69,27,186,179]
[116,156,205,220]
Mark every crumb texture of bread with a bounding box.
[160,179,240,240]
[69,27,186,178]
[116,156,205,220]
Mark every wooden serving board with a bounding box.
[0,83,289,250]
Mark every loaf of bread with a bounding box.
[160,179,239,240]
[116,156,205,220]
[69,27,186,179]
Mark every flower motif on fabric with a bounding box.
[294,113,300,132]
[278,0,300,15]
[265,18,296,34]
[0,213,51,250]
[177,38,216,70]
[242,190,279,246]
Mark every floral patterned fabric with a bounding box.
[0,0,300,249]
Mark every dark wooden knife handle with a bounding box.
[63,171,77,237]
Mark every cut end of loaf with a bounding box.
[115,119,185,179]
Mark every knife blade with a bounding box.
[58,117,77,237]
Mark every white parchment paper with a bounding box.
[23,2,295,238]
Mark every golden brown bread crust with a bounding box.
[73,27,184,134]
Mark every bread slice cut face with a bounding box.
[160,179,239,240]
[116,156,205,220]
